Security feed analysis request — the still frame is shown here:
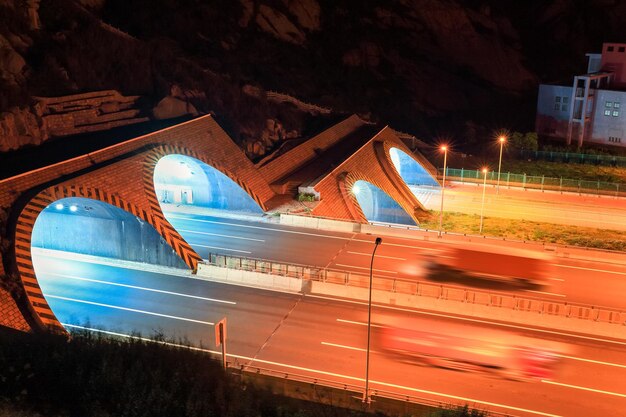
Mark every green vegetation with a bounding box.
[297,193,317,202]
[509,132,538,151]
[0,328,487,417]
[420,211,626,252]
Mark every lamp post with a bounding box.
[479,168,488,234]
[437,145,448,238]
[496,135,506,194]
[363,237,382,405]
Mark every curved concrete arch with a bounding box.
[143,145,269,213]
[13,185,200,331]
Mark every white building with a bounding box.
[536,43,626,148]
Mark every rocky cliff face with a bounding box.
[1,0,625,156]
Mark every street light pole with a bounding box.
[496,136,506,194]
[479,168,488,234]
[437,146,448,238]
[363,236,382,405]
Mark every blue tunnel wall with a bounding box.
[32,197,187,268]
[352,180,416,226]
[389,148,439,187]
[154,154,263,213]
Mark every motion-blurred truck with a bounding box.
[374,319,568,380]
[424,244,553,288]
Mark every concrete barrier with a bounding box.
[196,263,304,293]
[279,214,360,233]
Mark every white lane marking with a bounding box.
[169,214,443,252]
[44,273,236,305]
[178,228,264,242]
[321,341,366,352]
[334,263,398,274]
[65,324,562,417]
[542,380,626,398]
[314,299,626,346]
[190,243,251,254]
[554,264,626,276]
[526,290,566,298]
[48,295,214,325]
[346,251,406,261]
[558,355,626,369]
[167,214,352,240]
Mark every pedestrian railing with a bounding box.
[436,168,625,198]
[205,253,626,326]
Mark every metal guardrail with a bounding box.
[437,168,625,198]
[232,363,514,417]
[205,253,626,326]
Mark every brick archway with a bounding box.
[13,185,201,331]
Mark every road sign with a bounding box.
[215,317,227,347]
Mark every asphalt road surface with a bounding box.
[33,252,626,417]
[164,210,626,310]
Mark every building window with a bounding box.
[608,46,614,52]
[555,96,561,102]
[604,109,612,116]
[554,103,560,110]
[613,110,620,117]
[620,47,625,53]
[605,101,613,107]
[562,105,568,112]
[609,137,622,143]
[615,102,621,109]
[562,97,569,104]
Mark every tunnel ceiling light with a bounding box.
[55,203,64,210]
[69,205,78,212]
[352,184,361,195]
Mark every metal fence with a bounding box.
[519,149,626,167]
[438,168,625,197]
[206,253,626,326]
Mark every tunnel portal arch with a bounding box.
[153,154,264,214]
[14,186,199,331]
[351,180,416,226]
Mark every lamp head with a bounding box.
[440,145,447,152]
[375,237,382,245]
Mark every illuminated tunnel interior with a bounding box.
[389,148,439,206]
[31,197,187,328]
[352,180,416,226]
[154,155,263,215]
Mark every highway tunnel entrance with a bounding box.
[389,147,439,207]
[154,154,263,216]
[352,180,416,226]
[30,197,187,328]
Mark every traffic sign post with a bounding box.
[215,317,227,369]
